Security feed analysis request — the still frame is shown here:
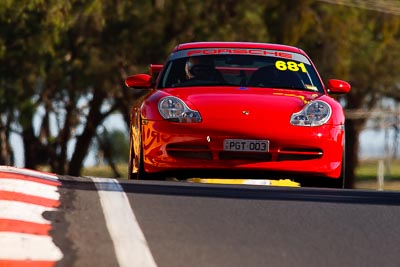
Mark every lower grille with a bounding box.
[166,144,323,162]
[166,144,212,160]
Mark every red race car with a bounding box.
[125,42,350,188]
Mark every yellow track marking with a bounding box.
[187,178,300,187]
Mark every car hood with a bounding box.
[164,87,322,122]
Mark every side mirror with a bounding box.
[327,79,351,94]
[125,74,152,88]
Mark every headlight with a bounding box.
[290,100,332,126]
[158,96,202,123]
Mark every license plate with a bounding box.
[223,139,269,152]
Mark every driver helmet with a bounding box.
[185,56,216,80]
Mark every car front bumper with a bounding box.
[140,120,344,179]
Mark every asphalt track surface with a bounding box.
[2,168,400,267]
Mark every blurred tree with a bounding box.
[94,127,129,177]
[0,0,146,175]
[0,0,67,167]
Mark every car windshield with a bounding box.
[157,48,324,93]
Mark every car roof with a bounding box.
[173,42,304,54]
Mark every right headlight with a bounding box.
[290,100,332,126]
[158,96,202,123]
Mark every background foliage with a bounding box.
[1,0,400,187]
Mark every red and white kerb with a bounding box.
[0,166,63,267]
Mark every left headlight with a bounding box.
[290,100,332,126]
[158,96,202,123]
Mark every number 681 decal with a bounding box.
[275,60,307,73]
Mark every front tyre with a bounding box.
[128,134,137,180]
[128,134,148,179]
[128,138,164,180]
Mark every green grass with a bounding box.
[356,158,400,181]
[82,163,128,179]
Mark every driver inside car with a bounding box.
[184,56,224,82]
[184,57,198,79]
